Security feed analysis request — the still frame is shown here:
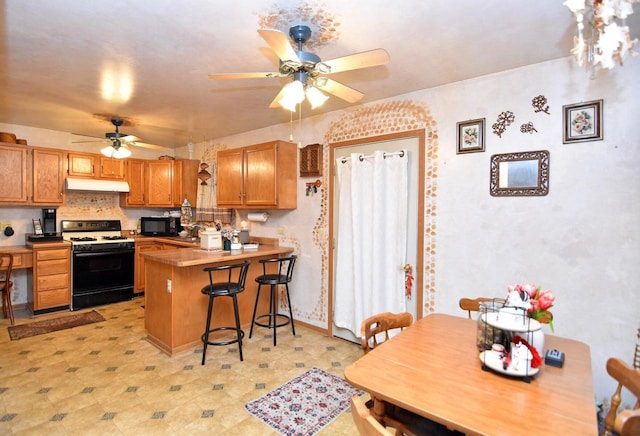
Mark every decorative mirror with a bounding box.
[490,150,549,197]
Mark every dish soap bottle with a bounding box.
[181,196,192,226]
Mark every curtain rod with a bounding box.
[340,150,405,163]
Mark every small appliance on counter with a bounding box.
[200,227,222,250]
[140,216,182,236]
[28,208,63,242]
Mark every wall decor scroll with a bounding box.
[532,95,550,114]
[456,118,485,154]
[490,150,550,197]
[492,111,515,138]
[520,122,538,134]
[562,99,603,143]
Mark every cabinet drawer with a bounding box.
[37,273,69,291]
[36,249,69,261]
[38,258,69,276]
[36,288,70,308]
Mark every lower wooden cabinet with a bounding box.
[27,243,71,314]
[135,240,162,294]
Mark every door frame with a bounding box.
[328,129,426,336]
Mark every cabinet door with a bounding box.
[171,160,199,207]
[135,242,162,293]
[100,156,126,179]
[0,144,29,203]
[146,160,173,206]
[216,149,244,206]
[121,159,145,206]
[67,152,97,177]
[244,143,278,207]
[31,148,65,204]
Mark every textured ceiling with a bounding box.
[1,0,638,148]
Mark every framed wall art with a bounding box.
[490,150,550,197]
[456,118,485,154]
[562,99,603,143]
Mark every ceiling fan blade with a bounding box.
[208,72,284,80]
[71,140,107,144]
[317,78,364,103]
[268,86,288,109]
[128,141,164,150]
[258,29,300,62]
[321,49,390,74]
[72,132,103,139]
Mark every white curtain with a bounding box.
[333,150,408,337]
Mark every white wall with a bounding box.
[2,56,638,406]
[190,56,639,406]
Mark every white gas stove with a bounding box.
[61,220,134,251]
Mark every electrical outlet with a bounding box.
[166,279,172,293]
[277,226,286,236]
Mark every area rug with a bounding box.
[8,310,105,340]
[245,367,364,436]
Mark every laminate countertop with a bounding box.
[140,244,293,268]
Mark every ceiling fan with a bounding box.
[73,116,163,158]
[208,25,390,111]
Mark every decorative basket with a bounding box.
[0,132,17,143]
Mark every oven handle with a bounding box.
[74,249,134,258]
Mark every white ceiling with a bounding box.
[1,0,638,148]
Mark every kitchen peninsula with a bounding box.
[141,238,293,356]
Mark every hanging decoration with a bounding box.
[520,122,538,134]
[564,0,639,70]
[492,110,515,138]
[531,95,550,114]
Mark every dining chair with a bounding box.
[350,395,393,436]
[0,252,15,325]
[458,297,494,319]
[602,357,640,436]
[361,311,413,354]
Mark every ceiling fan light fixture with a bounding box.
[279,80,305,112]
[101,144,131,159]
[305,85,329,109]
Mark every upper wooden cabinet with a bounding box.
[31,147,65,204]
[217,140,297,209]
[0,144,64,205]
[0,144,29,203]
[121,159,199,208]
[68,152,125,180]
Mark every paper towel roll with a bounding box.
[247,212,270,222]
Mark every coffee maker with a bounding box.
[42,208,57,235]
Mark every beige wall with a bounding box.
[2,56,638,406]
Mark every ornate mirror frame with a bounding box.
[490,150,549,197]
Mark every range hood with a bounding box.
[65,178,130,193]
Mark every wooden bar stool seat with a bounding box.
[200,260,250,365]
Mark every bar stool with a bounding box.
[249,255,297,346]
[200,260,250,365]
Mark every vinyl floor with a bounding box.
[0,297,365,435]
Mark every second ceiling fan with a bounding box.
[209,25,390,111]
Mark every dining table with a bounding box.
[344,313,597,435]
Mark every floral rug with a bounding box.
[245,367,364,435]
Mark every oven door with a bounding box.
[71,247,135,310]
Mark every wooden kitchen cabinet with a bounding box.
[99,156,125,179]
[121,158,146,206]
[134,240,162,294]
[216,140,297,209]
[68,152,125,180]
[0,143,29,203]
[171,159,199,207]
[68,152,97,177]
[31,147,65,205]
[27,243,71,314]
[145,160,174,206]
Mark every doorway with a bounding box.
[329,131,425,342]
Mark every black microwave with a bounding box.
[140,217,182,236]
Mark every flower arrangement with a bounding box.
[507,284,556,332]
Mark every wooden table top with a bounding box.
[344,313,597,436]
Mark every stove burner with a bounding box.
[102,236,127,241]
[70,237,98,242]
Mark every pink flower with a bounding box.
[506,283,556,332]
[537,290,555,310]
